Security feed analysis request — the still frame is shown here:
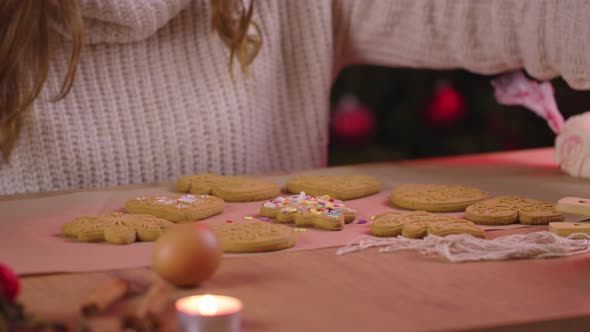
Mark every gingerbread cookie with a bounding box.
[370,211,484,239]
[209,221,297,253]
[125,194,224,222]
[62,213,174,245]
[390,184,488,212]
[465,195,565,225]
[177,173,280,202]
[260,192,356,231]
[286,175,381,200]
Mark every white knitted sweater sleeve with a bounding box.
[333,0,590,90]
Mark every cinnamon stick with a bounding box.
[80,278,130,317]
[121,282,170,331]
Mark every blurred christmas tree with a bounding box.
[328,66,589,166]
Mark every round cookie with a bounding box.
[260,192,356,231]
[125,194,224,222]
[286,175,381,200]
[390,184,488,212]
[465,195,566,225]
[61,213,175,245]
[369,211,484,239]
[177,173,280,202]
[209,221,297,253]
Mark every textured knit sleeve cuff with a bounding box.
[333,0,590,90]
[55,0,192,44]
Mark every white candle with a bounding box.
[176,294,242,332]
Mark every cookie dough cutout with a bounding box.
[286,175,381,200]
[465,196,566,225]
[126,194,224,222]
[177,173,280,202]
[390,184,488,212]
[369,211,484,239]
[260,192,356,231]
[209,221,297,253]
[61,213,174,245]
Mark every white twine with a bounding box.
[335,232,590,263]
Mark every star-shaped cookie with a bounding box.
[62,213,175,245]
[465,195,565,225]
[370,211,484,238]
[260,192,356,231]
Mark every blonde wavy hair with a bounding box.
[0,0,261,159]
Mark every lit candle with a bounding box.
[176,294,242,332]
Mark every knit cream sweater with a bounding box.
[2,0,589,195]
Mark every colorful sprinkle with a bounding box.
[358,219,368,224]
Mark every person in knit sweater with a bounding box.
[0,0,589,196]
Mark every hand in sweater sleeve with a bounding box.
[333,0,590,90]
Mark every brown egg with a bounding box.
[152,223,222,287]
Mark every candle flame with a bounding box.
[198,294,218,316]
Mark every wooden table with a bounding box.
[10,147,590,332]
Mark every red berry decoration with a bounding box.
[0,263,20,303]
[331,96,376,145]
[425,83,466,127]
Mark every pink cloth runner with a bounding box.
[0,188,531,276]
[2,160,588,276]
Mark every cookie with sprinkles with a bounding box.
[259,192,356,231]
[465,195,565,225]
[176,173,280,202]
[125,194,224,222]
[286,175,381,200]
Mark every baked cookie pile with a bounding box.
[61,173,568,249]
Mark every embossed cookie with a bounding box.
[209,221,297,253]
[286,175,381,200]
[177,173,280,202]
[125,194,224,222]
[465,195,566,225]
[370,211,484,239]
[260,192,356,231]
[390,184,488,212]
[62,213,175,245]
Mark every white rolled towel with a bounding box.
[492,71,590,180]
[555,112,590,179]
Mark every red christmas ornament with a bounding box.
[425,83,466,127]
[0,263,20,303]
[331,96,376,144]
